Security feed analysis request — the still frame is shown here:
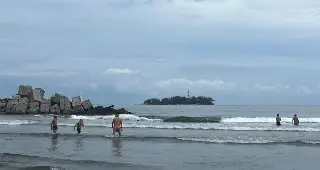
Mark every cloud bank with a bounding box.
[1,0,320,105]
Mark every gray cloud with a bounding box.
[1,0,320,104]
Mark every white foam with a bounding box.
[221,117,320,123]
[303,140,320,144]
[55,122,320,132]
[69,114,162,121]
[58,123,107,127]
[177,137,274,144]
[0,120,39,125]
[178,138,320,145]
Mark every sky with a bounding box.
[1,0,320,105]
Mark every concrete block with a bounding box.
[29,101,40,108]
[73,105,84,114]
[15,103,28,114]
[30,89,43,101]
[40,103,50,113]
[7,99,19,106]
[50,93,62,105]
[72,96,81,107]
[18,85,33,97]
[50,104,60,114]
[81,99,93,110]
[59,96,71,110]
[0,99,7,107]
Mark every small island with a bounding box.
[143,96,215,105]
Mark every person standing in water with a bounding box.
[292,114,299,125]
[276,114,281,126]
[51,115,58,133]
[112,114,122,136]
[74,119,84,134]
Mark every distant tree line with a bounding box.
[143,96,215,105]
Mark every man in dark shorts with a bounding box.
[276,114,281,126]
[74,119,84,134]
[51,116,58,133]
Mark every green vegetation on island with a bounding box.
[143,96,215,105]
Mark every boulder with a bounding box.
[0,99,7,112]
[15,103,28,114]
[18,85,33,97]
[115,108,130,114]
[12,95,22,100]
[27,101,40,114]
[40,99,51,113]
[29,88,44,102]
[72,96,81,107]
[35,88,45,98]
[0,99,7,107]
[5,99,19,113]
[50,93,62,105]
[81,99,93,110]
[59,96,71,110]
[15,97,29,114]
[62,108,73,115]
[19,97,29,104]
[87,106,114,115]
[6,99,19,106]
[29,101,40,108]
[41,99,51,104]
[73,105,84,114]
[50,104,60,114]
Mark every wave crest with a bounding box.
[0,120,39,125]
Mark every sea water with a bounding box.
[1,105,320,170]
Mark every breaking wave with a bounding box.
[69,115,320,124]
[1,132,320,145]
[69,114,162,121]
[2,115,320,132]
[0,120,39,125]
[221,117,320,123]
[177,137,320,145]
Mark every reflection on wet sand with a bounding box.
[112,137,123,157]
[49,134,58,151]
[75,136,84,150]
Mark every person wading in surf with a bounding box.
[112,114,122,136]
[51,115,58,133]
[276,114,281,126]
[74,119,84,134]
[292,114,299,125]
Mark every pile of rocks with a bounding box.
[0,85,133,115]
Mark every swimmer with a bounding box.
[74,119,84,134]
[51,115,58,133]
[276,114,281,126]
[112,114,122,136]
[292,114,299,125]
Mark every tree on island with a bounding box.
[143,96,215,105]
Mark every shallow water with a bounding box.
[1,105,320,170]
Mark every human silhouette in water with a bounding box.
[276,114,281,126]
[51,116,58,133]
[292,114,299,125]
[74,119,84,134]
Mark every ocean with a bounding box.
[1,105,320,170]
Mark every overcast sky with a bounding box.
[1,0,320,105]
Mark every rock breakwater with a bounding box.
[0,85,133,115]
